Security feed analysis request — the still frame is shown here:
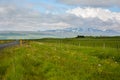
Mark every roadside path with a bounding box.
[0,40,20,49]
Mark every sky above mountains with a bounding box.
[0,0,120,33]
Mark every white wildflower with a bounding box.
[98,64,101,67]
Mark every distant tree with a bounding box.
[76,35,85,38]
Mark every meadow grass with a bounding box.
[0,40,14,44]
[0,38,120,80]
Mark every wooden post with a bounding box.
[103,43,105,49]
[79,43,81,47]
[20,39,22,46]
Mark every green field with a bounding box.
[0,37,120,80]
[0,40,14,44]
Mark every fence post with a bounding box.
[103,43,105,49]
[79,43,81,47]
[20,39,22,46]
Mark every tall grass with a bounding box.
[0,40,14,44]
[0,37,120,80]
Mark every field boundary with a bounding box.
[0,40,20,49]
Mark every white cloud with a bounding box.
[0,5,70,31]
[66,7,120,21]
[0,4,120,33]
[58,0,120,7]
[41,22,70,27]
[0,7,5,13]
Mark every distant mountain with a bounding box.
[0,28,119,39]
[0,31,56,39]
[42,27,120,37]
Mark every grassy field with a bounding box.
[0,37,120,80]
[0,40,14,44]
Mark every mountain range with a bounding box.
[42,27,120,37]
[0,27,120,39]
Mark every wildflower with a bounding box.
[54,48,56,50]
[57,56,60,59]
[98,64,101,67]
[112,57,115,59]
[115,62,117,64]
[27,54,30,56]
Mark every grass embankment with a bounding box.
[0,38,120,80]
[0,40,14,44]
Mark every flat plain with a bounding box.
[0,37,120,80]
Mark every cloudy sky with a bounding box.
[0,0,120,32]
